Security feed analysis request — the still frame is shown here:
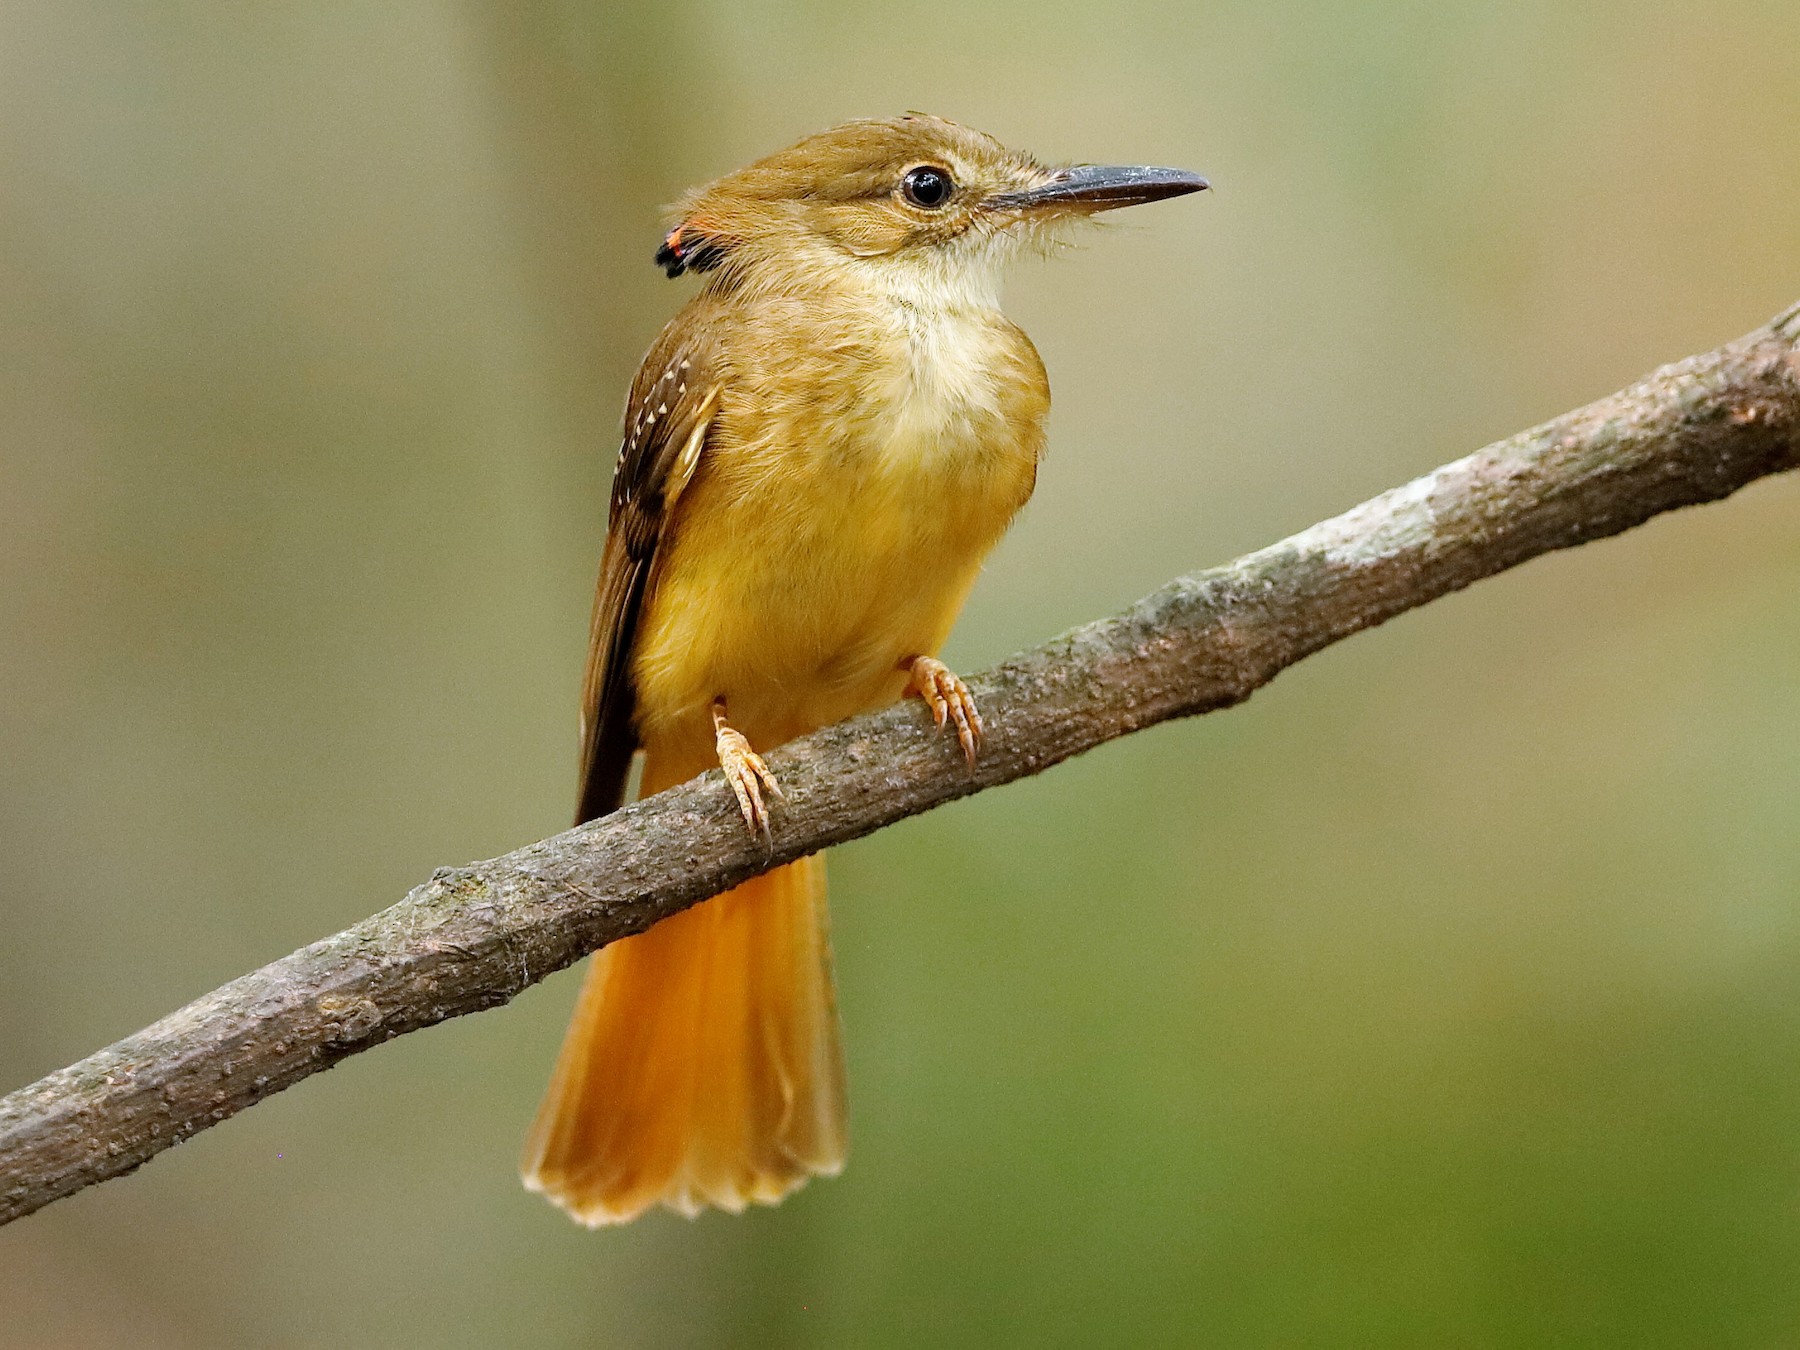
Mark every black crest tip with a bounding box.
[654,240,687,278]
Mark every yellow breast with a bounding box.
[630,283,1048,763]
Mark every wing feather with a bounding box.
[575,318,723,825]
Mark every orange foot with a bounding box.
[904,656,983,766]
[712,698,781,837]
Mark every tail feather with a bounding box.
[521,848,847,1225]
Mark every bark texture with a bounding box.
[3,303,1798,1228]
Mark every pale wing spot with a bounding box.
[664,385,723,511]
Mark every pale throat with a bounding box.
[855,246,1014,465]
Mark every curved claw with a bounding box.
[904,656,984,766]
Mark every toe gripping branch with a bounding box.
[904,656,983,766]
[712,698,783,837]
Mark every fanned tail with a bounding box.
[521,827,847,1225]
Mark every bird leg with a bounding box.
[712,698,781,837]
[903,655,983,765]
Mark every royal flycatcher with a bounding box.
[522,114,1206,1225]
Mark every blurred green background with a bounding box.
[4,2,1799,1345]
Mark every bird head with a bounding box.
[654,114,1206,301]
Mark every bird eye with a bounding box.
[900,165,955,209]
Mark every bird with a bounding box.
[520,113,1207,1226]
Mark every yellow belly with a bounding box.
[629,420,1035,769]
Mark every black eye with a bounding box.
[901,165,955,209]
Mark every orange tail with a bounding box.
[521,843,848,1225]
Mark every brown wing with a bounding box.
[575,318,723,825]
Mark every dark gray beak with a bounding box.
[984,164,1210,212]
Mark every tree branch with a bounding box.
[4,304,1799,1228]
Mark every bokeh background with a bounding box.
[4,2,1799,1345]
